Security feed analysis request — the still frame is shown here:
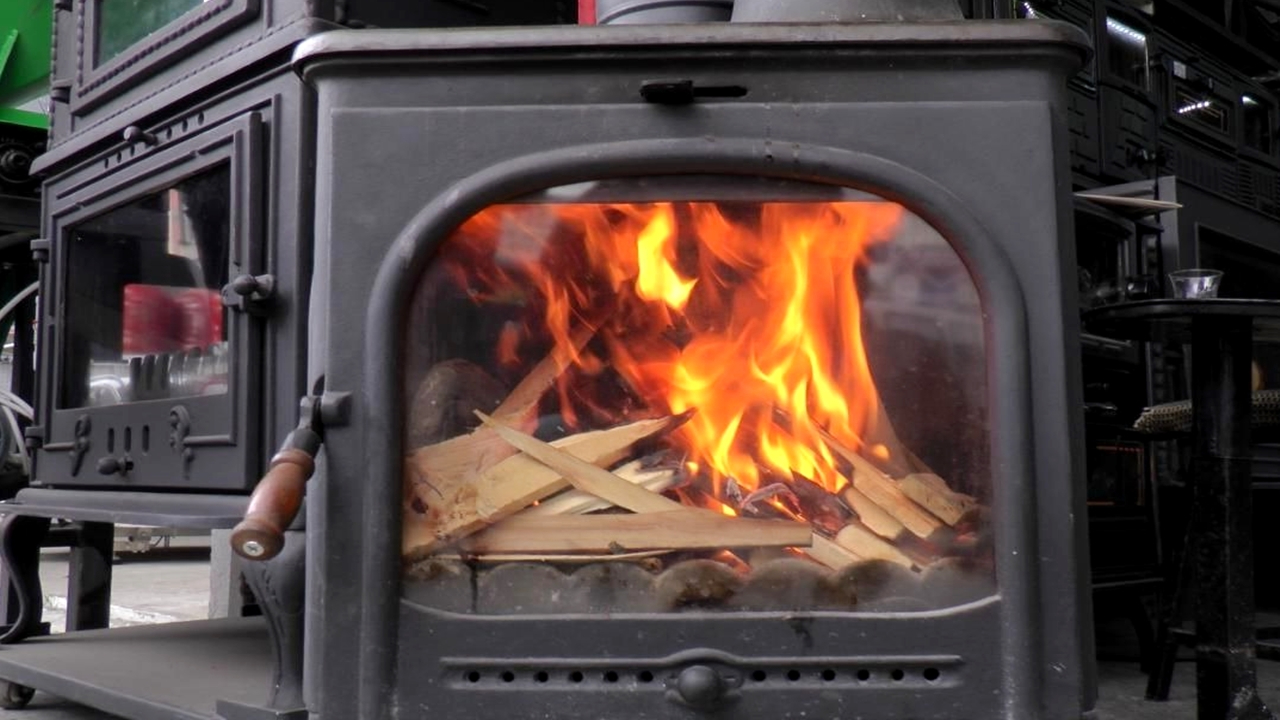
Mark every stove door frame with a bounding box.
[344,138,1050,720]
[34,111,267,491]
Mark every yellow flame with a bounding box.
[634,209,697,311]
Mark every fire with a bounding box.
[444,198,903,498]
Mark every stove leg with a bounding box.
[0,515,50,643]
[67,521,112,631]
[219,529,306,720]
[1189,318,1277,720]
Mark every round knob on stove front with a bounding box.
[675,665,725,708]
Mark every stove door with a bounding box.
[35,112,266,490]
[400,175,993,615]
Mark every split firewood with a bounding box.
[839,485,910,542]
[817,426,954,539]
[403,415,685,557]
[475,410,692,514]
[771,410,950,538]
[804,533,864,571]
[490,325,597,425]
[834,522,916,570]
[458,510,811,554]
[522,458,681,517]
[433,549,671,564]
[898,473,980,527]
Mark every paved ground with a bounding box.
[0,553,1276,719]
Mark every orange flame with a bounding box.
[443,199,903,497]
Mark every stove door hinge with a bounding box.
[221,273,276,316]
[22,426,42,451]
[229,393,326,561]
[28,239,49,264]
[319,391,352,428]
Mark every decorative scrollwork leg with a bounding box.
[0,514,51,643]
[239,529,306,712]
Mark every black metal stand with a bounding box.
[1086,299,1280,720]
[1189,316,1273,719]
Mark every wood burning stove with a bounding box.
[0,9,1094,719]
[280,21,1094,719]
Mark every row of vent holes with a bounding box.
[466,670,655,684]
[463,668,943,685]
[750,668,943,683]
[106,425,150,454]
[105,112,205,169]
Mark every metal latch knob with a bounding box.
[221,274,276,315]
[674,665,726,709]
[96,456,133,476]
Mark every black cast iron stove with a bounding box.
[272,18,1095,720]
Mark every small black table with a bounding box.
[1086,298,1280,720]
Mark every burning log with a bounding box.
[405,326,596,494]
[458,510,812,555]
[407,359,508,447]
[403,414,685,557]
[788,473,854,537]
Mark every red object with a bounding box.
[578,0,596,24]
[122,284,183,356]
[123,284,224,356]
[177,288,224,349]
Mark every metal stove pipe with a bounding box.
[595,0,733,24]
[730,0,963,22]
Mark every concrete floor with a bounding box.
[0,553,1274,720]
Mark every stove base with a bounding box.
[0,617,275,720]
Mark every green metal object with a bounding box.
[0,0,51,129]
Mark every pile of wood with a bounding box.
[402,344,989,588]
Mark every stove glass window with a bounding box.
[402,177,993,614]
[59,164,230,409]
[1105,15,1149,90]
[1243,94,1275,156]
[95,0,205,66]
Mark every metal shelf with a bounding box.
[0,617,273,720]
